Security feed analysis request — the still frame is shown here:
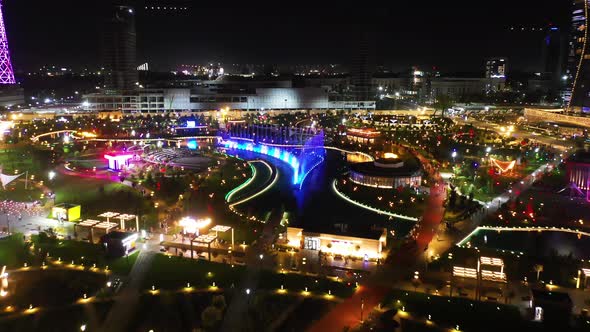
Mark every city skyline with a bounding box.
[4,0,570,72]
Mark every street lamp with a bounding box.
[48,171,56,181]
[360,297,365,323]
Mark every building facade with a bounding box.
[567,0,590,112]
[285,226,386,260]
[430,77,505,99]
[485,58,508,79]
[102,5,138,91]
[83,87,376,112]
[348,157,422,189]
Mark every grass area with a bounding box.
[243,293,301,331]
[276,297,335,331]
[0,181,43,202]
[30,235,139,276]
[336,178,427,218]
[142,253,246,290]
[0,146,54,175]
[129,292,226,332]
[0,301,113,332]
[257,270,356,298]
[226,160,272,204]
[381,289,527,332]
[109,251,139,275]
[32,234,104,264]
[0,269,107,308]
[0,234,33,268]
[50,174,156,223]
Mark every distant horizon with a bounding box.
[4,0,570,73]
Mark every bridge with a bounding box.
[30,130,78,142]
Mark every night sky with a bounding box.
[4,0,570,73]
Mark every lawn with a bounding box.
[0,269,107,308]
[30,235,139,276]
[225,160,272,204]
[0,181,43,202]
[335,178,427,218]
[49,174,156,224]
[0,234,32,268]
[129,292,227,332]
[257,270,356,298]
[381,289,527,332]
[142,253,246,290]
[0,301,113,332]
[275,297,336,332]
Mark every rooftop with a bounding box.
[349,157,421,177]
[297,223,385,240]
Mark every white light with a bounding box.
[486,147,491,153]
[82,101,90,107]
[246,288,251,295]
[452,151,457,158]
[80,325,87,332]
[48,171,56,180]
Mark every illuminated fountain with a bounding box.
[222,130,325,188]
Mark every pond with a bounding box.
[228,148,416,238]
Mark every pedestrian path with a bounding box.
[99,251,155,332]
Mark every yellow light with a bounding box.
[383,152,398,159]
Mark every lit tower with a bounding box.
[0,0,15,85]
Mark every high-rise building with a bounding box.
[485,58,508,79]
[567,0,590,112]
[542,26,567,84]
[349,27,375,102]
[102,5,138,91]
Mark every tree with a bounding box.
[201,306,222,330]
[433,95,454,118]
[534,264,544,281]
[212,294,226,311]
[449,189,457,209]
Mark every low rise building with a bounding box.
[285,226,386,261]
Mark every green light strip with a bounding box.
[331,180,418,222]
[225,162,257,203]
[230,161,277,207]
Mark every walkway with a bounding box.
[219,208,282,331]
[99,251,155,332]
